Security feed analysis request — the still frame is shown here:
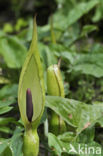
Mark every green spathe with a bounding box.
[47,65,66,134]
[18,17,45,128]
[18,17,45,156]
[47,65,64,97]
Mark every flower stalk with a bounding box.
[23,128,39,156]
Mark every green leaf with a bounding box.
[0,127,13,134]
[0,106,13,115]
[0,84,18,100]
[48,133,103,155]
[53,0,99,30]
[46,96,103,133]
[92,0,103,22]
[62,52,103,78]
[77,126,95,143]
[58,132,75,142]
[18,17,45,127]
[3,23,13,33]
[38,43,57,69]
[9,128,23,156]
[66,0,98,27]
[0,36,27,68]
[73,63,103,78]
[0,117,16,126]
[81,25,98,37]
[0,99,16,108]
[0,76,10,84]
[0,128,23,156]
[73,53,103,78]
[0,139,9,155]
[1,147,12,156]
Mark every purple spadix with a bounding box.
[26,88,33,122]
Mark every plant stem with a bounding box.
[23,127,39,156]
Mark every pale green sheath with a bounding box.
[47,65,64,97]
[47,65,66,135]
[18,17,45,156]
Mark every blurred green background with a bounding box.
[0,0,103,155]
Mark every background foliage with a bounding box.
[0,0,103,155]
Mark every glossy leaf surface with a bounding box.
[46,96,103,133]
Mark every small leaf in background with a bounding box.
[61,52,103,78]
[0,117,16,126]
[0,126,13,134]
[0,36,27,68]
[0,98,16,115]
[58,131,75,142]
[0,84,18,100]
[38,43,57,69]
[0,127,23,156]
[0,99,16,108]
[0,106,13,115]
[81,25,98,37]
[67,0,99,27]
[53,0,99,30]
[15,18,27,32]
[0,76,10,84]
[0,84,17,115]
[9,128,23,156]
[3,23,14,33]
[92,0,103,22]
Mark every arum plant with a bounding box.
[18,17,45,156]
[47,64,66,135]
